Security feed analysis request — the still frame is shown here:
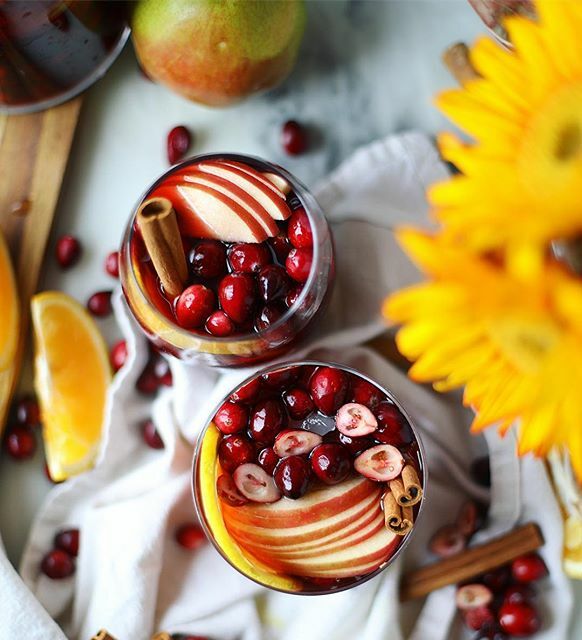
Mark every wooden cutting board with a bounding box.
[0,97,83,434]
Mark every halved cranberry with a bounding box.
[354,444,404,481]
[136,364,159,395]
[374,402,411,446]
[335,403,378,437]
[498,602,541,636]
[141,419,165,449]
[464,606,495,632]
[228,243,271,274]
[281,120,309,155]
[55,235,81,269]
[189,240,227,279]
[152,355,173,387]
[214,401,249,435]
[457,500,482,538]
[309,367,349,415]
[110,339,128,372]
[104,251,119,278]
[285,284,303,307]
[511,554,548,583]
[456,584,493,610]
[481,565,511,594]
[258,447,279,475]
[218,434,255,473]
[54,529,79,557]
[273,455,311,499]
[217,473,248,506]
[310,443,351,485]
[167,125,191,165]
[87,290,112,317]
[218,273,257,324]
[175,523,206,550]
[254,305,284,332]
[258,265,291,303]
[286,247,312,283]
[41,549,75,579]
[428,524,467,558]
[349,378,383,411]
[270,234,291,262]
[288,207,313,249]
[233,463,281,503]
[273,429,322,457]
[14,395,41,427]
[249,399,287,444]
[231,378,262,404]
[4,426,36,460]
[176,284,216,329]
[283,388,314,420]
[337,432,376,456]
[205,310,234,337]
[503,584,536,605]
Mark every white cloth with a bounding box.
[0,132,573,640]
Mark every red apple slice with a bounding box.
[218,160,286,198]
[354,444,405,482]
[151,184,217,239]
[273,429,322,457]
[263,171,291,195]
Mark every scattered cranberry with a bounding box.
[349,378,383,411]
[104,251,119,278]
[231,378,262,404]
[218,434,255,473]
[3,426,36,460]
[286,247,312,283]
[136,364,160,395]
[457,500,482,538]
[55,235,81,269]
[288,208,313,249]
[175,523,206,550]
[110,339,128,372]
[273,455,311,499]
[217,473,248,506]
[14,396,41,427]
[374,402,411,446]
[309,366,349,415]
[258,265,291,303]
[233,463,281,503]
[504,584,536,605]
[206,310,235,337]
[270,234,291,262]
[228,243,271,274]
[214,401,249,435]
[481,565,511,594]
[310,443,351,485]
[428,524,467,558]
[167,125,191,165]
[254,305,284,332]
[498,602,541,636]
[464,606,495,631]
[472,626,508,640]
[176,285,216,329]
[511,554,547,583]
[471,456,491,487]
[153,355,173,386]
[283,388,314,419]
[41,549,75,579]
[281,120,309,155]
[142,419,164,449]
[249,399,287,445]
[218,273,257,324]
[54,529,79,557]
[456,584,493,610]
[285,285,303,307]
[258,447,279,475]
[87,290,112,317]
[189,240,227,279]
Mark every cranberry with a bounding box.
[274,455,311,499]
[233,463,281,503]
[456,584,493,611]
[153,355,173,386]
[141,419,164,449]
[176,284,216,329]
[262,367,298,388]
[55,235,81,269]
[41,549,75,579]
[104,251,119,278]
[175,523,206,550]
[281,120,309,155]
[228,243,271,274]
[288,207,313,249]
[285,284,303,307]
[464,606,495,631]
[218,434,255,473]
[231,378,262,404]
[87,290,112,317]
[214,401,249,435]
[3,426,36,460]
[374,402,411,446]
[54,529,79,557]
[274,430,322,457]
[205,310,235,336]
[283,388,314,420]
[336,432,375,456]
[136,364,160,395]
[258,447,279,475]
[14,396,41,427]
[270,234,291,261]
[258,265,291,303]
[255,305,284,332]
[310,443,351,485]
[218,273,257,324]
[511,554,548,583]
[457,500,483,538]
[428,524,467,558]
[472,626,508,640]
[471,456,492,487]
[336,403,378,437]
[110,339,128,372]
[349,378,383,411]
[354,444,404,481]
[249,399,287,445]
[309,366,349,415]
[481,565,511,593]
[167,125,191,165]
[504,584,536,605]
[189,240,226,279]
[217,473,248,506]
[498,602,541,636]
[286,247,312,283]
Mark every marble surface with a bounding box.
[1,0,580,636]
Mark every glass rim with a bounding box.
[191,358,428,596]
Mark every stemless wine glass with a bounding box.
[193,360,427,595]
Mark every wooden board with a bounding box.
[0,97,83,434]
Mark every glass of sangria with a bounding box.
[119,154,334,367]
[193,361,426,595]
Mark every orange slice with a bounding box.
[31,292,111,481]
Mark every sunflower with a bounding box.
[429,0,582,264]
[384,229,582,479]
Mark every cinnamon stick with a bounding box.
[390,465,423,507]
[136,197,188,299]
[383,491,414,535]
[400,522,544,601]
[442,43,481,86]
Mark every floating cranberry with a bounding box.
[14,395,41,427]
[274,429,322,457]
[4,426,36,460]
[141,419,164,449]
[87,290,112,317]
[104,251,119,278]
[337,432,376,456]
[498,602,541,636]
[189,240,227,279]
[286,247,312,283]
[41,549,75,579]
[110,339,128,372]
[511,554,548,583]
[349,378,383,411]
[428,524,467,558]
[310,443,351,485]
[504,584,536,605]
[218,273,257,324]
[281,120,309,155]
[309,367,349,415]
[354,444,404,482]
[55,235,81,269]
[233,463,281,503]
[249,399,287,445]
[231,378,262,404]
[457,500,482,538]
[456,584,493,611]
[258,265,291,303]
[175,523,206,550]
[254,305,284,332]
[270,234,291,262]
[136,364,159,395]
[283,388,314,420]
[262,367,298,389]
[217,473,248,506]
[167,125,191,165]
[228,243,271,274]
[471,456,491,487]
[288,208,313,249]
[258,447,279,475]
[274,455,311,499]
[205,310,235,337]
[481,565,511,594]
[464,606,495,631]
[374,402,411,446]
[176,285,216,329]
[218,434,255,473]
[285,284,303,307]
[335,403,378,437]
[214,401,249,435]
[54,528,79,557]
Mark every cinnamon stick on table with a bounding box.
[137,197,188,299]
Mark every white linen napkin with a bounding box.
[1,132,573,640]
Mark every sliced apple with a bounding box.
[262,171,292,195]
[218,160,287,198]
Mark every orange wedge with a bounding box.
[31,292,111,481]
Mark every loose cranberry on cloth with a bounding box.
[5,134,572,640]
